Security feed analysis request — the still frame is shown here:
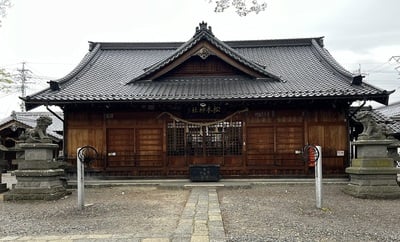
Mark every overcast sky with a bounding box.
[1,0,399,117]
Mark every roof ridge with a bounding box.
[307,38,392,102]
[87,37,324,50]
[96,42,184,50]
[15,111,63,115]
[24,44,102,102]
[310,39,353,79]
[226,37,323,48]
[54,43,101,84]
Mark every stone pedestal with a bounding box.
[4,143,68,201]
[343,140,400,199]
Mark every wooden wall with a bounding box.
[65,106,348,178]
[245,108,347,177]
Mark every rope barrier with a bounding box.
[156,108,249,126]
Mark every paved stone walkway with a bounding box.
[172,188,225,242]
[0,187,226,242]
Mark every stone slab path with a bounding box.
[0,187,226,242]
[173,187,225,242]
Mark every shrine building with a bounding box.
[24,22,391,178]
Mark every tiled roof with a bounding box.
[370,109,400,135]
[0,111,63,140]
[131,22,280,82]
[373,102,400,134]
[24,23,391,108]
[376,101,400,118]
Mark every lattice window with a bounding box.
[167,122,185,155]
[222,121,242,156]
[167,121,242,156]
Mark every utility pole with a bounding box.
[390,56,400,76]
[17,62,30,112]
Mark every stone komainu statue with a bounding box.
[18,116,53,143]
[353,110,387,140]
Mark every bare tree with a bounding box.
[0,68,13,92]
[0,0,11,26]
[0,0,13,91]
[209,0,267,16]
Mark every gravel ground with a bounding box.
[1,182,400,241]
[219,184,400,242]
[0,186,189,237]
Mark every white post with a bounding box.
[315,145,323,209]
[77,148,84,210]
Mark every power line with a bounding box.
[1,61,53,114]
[24,63,58,80]
[368,70,398,74]
[364,61,391,73]
[390,56,400,62]
[0,91,19,99]
[389,56,400,77]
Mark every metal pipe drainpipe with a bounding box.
[46,104,64,122]
[46,104,65,160]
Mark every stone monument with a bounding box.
[4,116,68,200]
[343,110,400,198]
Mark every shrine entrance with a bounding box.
[165,112,245,176]
[168,121,242,163]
